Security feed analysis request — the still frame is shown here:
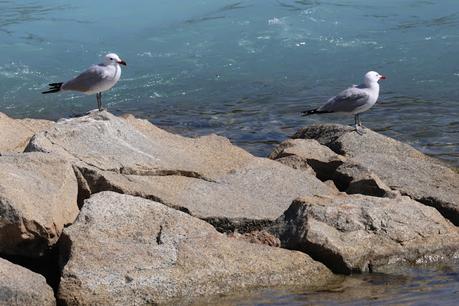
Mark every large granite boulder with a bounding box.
[0,112,53,153]
[0,257,55,306]
[26,111,333,230]
[0,152,79,256]
[58,192,335,305]
[272,124,459,225]
[272,194,459,274]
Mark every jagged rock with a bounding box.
[0,257,55,306]
[289,124,459,225]
[269,139,345,179]
[273,194,459,274]
[26,111,333,227]
[333,162,396,197]
[270,138,392,196]
[58,192,335,305]
[0,152,78,257]
[0,112,54,153]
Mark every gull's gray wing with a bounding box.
[318,87,370,113]
[62,64,109,92]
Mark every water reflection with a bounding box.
[188,261,459,305]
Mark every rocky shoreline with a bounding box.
[0,110,458,305]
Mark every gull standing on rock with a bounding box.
[42,53,127,111]
[302,71,386,134]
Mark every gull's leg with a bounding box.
[358,114,365,128]
[354,114,364,135]
[96,92,102,111]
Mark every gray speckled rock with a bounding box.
[0,152,79,257]
[58,192,335,305]
[290,124,459,224]
[26,111,333,228]
[273,194,459,274]
[0,112,54,153]
[0,257,55,306]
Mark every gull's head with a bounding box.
[364,71,386,85]
[103,53,126,66]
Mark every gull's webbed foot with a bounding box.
[355,124,366,135]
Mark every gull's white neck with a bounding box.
[364,80,380,91]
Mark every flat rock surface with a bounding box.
[58,192,335,305]
[27,111,333,224]
[0,257,55,306]
[0,152,79,256]
[273,194,459,273]
[0,112,54,153]
[291,124,459,224]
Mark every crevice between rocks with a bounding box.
[0,234,67,300]
[412,196,459,226]
[280,238,353,275]
[203,217,276,234]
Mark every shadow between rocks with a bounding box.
[0,235,65,297]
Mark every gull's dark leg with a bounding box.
[96,92,102,111]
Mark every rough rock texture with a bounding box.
[26,111,333,229]
[0,152,79,257]
[0,257,55,306]
[282,124,459,224]
[58,192,335,305]
[273,194,459,274]
[0,112,54,153]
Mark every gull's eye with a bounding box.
[109,58,113,60]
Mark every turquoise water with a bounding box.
[1,1,459,304]
[0,0,458,166]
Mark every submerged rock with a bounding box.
[0,257,55,306]
[0,112,53,153]
[0,152,78,257]
[272,194,459,274]
[26,111,333,230]
[58,192,335,305]
[272,124,459,225]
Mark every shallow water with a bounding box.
[190,261,459,305]
[0,0,458,166]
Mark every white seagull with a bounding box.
[42,53,127,111]
[302,71,386,134]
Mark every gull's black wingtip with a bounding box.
[301,109,331,116]
[42,82,63,94]
[302,109,318,116]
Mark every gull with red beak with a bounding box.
[302,71,386,135]
[42,53,127,111]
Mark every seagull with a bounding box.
[302,71,386,134]
[42,53,127,111]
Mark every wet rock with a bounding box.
[290,124,459,224]
[0,152,78,257]
[0,257,55,306]
[273,194,459,274]
[26,111,333,227]
[58,192,335,305]
[0,112,53,153]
